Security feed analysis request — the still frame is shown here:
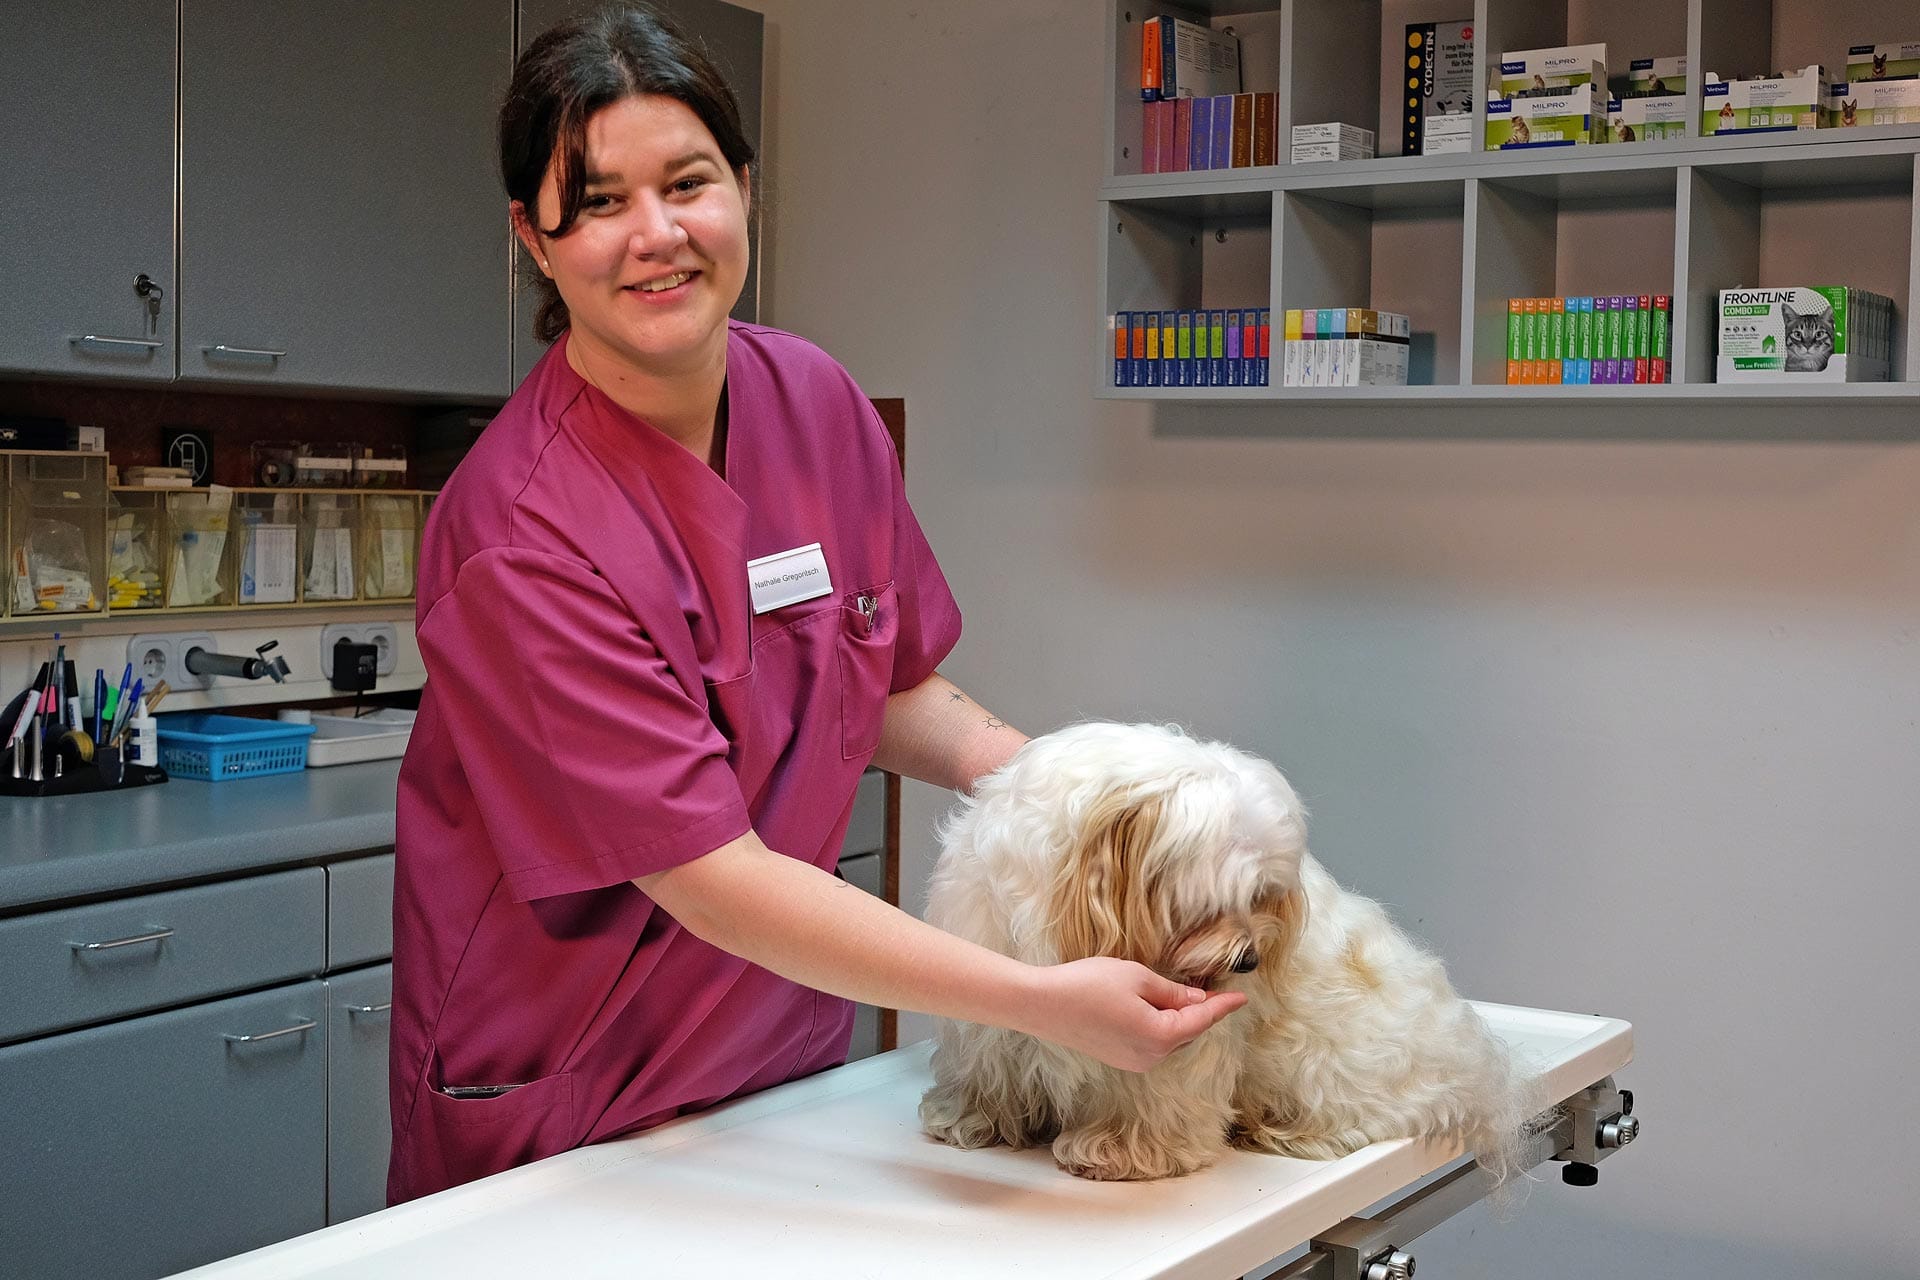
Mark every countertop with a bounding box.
[182,1003,1636,1280]
[0,759,400,913]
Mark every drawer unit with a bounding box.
[327,853,395,970]
[326,963,393,1224]
[0,867,326,1045]
[0,980,329,1278]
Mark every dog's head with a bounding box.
[985,723,1308,989]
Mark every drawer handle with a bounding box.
[70,927,175,952]
[71,334,163,352]
[223,1018,317,1044]
[345,1002,392,1017]
[205,344,287,359]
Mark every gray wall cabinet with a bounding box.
[0,853,393,1278]
[511,0,766,385]
[0,1,178,381]
[179,1,514,398]
[0,981,330,1280]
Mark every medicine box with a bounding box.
[1701,66,1830,134]
[1291,122,1373,149]
[1847,43,1920,83]
[1404,21,1474,157]
[1157,17,1241,101]
[1627,56,1686,95]
[1716,286,1894,383]
[1485,84,1605,148]
[1421,114,1473,154]
[1605,94,1688,142]
[1498,44,1608,97]
[1829,79,1920,126]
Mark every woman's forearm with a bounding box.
[872,671,1027,793]
[636,834,1043,1031]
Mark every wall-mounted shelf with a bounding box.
[3,452,433,626]
[1099,1,1920,409]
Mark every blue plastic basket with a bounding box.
[154,713,316,782]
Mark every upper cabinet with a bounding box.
[180,1,513,399]
[511,0,765,385]
[0,1,178,381]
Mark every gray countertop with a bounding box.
[0,759,400,912]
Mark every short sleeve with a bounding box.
[417,546,751,901]
[872,406,962,693]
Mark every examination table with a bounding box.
[181,1001,1636,1279]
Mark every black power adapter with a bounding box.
[330,640,379,693]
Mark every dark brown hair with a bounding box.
[500,5,755,342]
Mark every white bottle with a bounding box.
[130,706,159,767]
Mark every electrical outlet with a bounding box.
[170,634,218,691]
[125,632,217,693]
[321,622,399,677]
[127,635,174,686]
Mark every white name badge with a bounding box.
[747,542,834,614]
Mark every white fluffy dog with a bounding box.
[919,722,1536,1182]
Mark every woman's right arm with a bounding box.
[634,833,1246,1073]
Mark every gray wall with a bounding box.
[747,2,1919,1275]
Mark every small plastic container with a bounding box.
[235,493,299,605]
[294,442,356,488]
[360,494,418,599]
[304,709,416,767]
[154,712,315,781]
[164,489,237,607]
[107,489,167,609]
[299,493,358,601]
[353,445,408,489]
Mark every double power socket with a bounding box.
[126,624,398,691]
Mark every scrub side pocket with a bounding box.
[419,1051,577,1185]
[838,582,898,760]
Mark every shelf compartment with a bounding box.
[1466,168,1682,385]
[1680,152,1915,381]
[1101,192,1274,391]
[1109,1,1284,179]
[1277,183,1465,384]
[6,452,108,619]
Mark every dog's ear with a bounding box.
[1250,885,1309,991]
[1052,791,1164,964]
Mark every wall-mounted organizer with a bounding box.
[1100,0,1920,404]
[1,451,434,623]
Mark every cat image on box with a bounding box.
[1781,304,1834,371]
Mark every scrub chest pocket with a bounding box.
[840,583,897,759]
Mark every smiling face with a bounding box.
[512,93,751,382]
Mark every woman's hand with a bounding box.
[1019,957,1248,1072]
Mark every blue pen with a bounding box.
[111,678,145,746]
[111,663,132,734]
[93,669,107,742]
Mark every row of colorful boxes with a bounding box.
[1110,310,1271,387]
[1506,295,1672,385]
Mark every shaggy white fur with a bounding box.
[919,722,1538,1182]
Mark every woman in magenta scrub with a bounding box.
[388,6,1245,1203]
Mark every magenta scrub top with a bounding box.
[388,322,960,1204]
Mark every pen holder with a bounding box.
[0,736,168,798]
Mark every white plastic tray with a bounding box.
[180,1002,1633,1280]
[302,709,415,768]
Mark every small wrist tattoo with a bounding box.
[949,691,967,703]
[984,716,1006,730]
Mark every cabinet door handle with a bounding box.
[345,1002,392,1016]
[204,344,287,359]
[222,1018,317,1044]
[70,926,174,952]
[71,335,162,351]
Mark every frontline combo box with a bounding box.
[1716,286,1894,383]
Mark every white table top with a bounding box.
[181,1002,1632,1280]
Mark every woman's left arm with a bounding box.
[872,671,1027,793]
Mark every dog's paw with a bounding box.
[919,1085,1005,1150]
[1052,1127,1210,1181]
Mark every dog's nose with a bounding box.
[1230,950,1259,974]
